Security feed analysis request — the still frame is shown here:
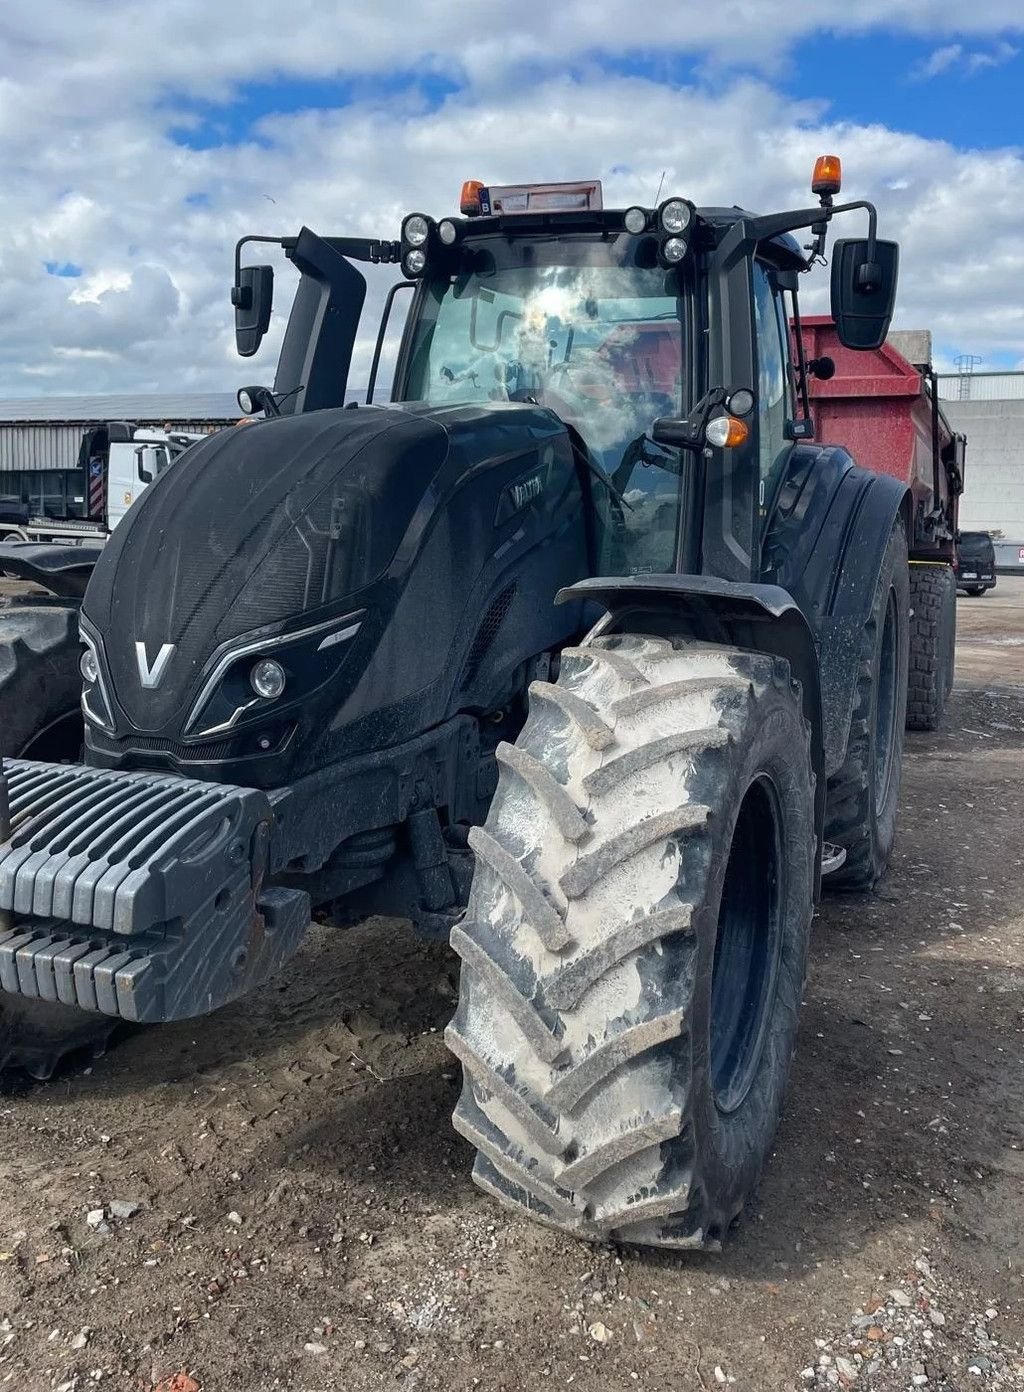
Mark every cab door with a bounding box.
[752,262,795,527]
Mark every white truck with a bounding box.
[0,425,205,545]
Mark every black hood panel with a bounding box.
[83,406,449,731]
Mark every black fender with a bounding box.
[0,542,102,599]
[557,574,827,895]
[763,445,909,774]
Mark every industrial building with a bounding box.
[938,372,1024,571]
[0,393,237,519]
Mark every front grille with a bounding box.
[90,731,237,762]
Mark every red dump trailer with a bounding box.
[798,316,966,730]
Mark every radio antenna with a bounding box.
[653,170,666,205]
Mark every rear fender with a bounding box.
[0,542,102,599]
[763,445,909,772]
[557,574,826,895]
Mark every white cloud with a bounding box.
[914,38,1018,78]
[0,4,1022,397]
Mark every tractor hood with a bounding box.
[80,401,568,745]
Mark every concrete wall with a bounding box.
[942,398,1024,546]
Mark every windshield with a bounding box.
[401,243,688,574]
[403,256,683,474]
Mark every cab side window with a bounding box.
[752,264,792,512]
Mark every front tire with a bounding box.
[447,636,814,1249]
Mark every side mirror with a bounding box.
[232,264,274,357]
[135,444,167,485]
[830,238,899,351]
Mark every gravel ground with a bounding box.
[1,583,1023,1391]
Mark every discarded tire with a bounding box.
[824,523,909,889]
[905,563,956,732]
[0,601,84,761]
[448,635,814,1249]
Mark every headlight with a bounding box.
[250,658,286,701]
[80,648,99,684]
[623,206,647,234]
[402,214,431,247]
[184,611,363,738]
[437,219,458,246]
[78,626,116,733]
[662,236,688,264]
[660,198,693,234]
[402,248,427,277]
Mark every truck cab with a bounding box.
[104,428,199,532]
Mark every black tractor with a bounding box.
[1,162,907,1251]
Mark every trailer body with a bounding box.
[800,317,964,561]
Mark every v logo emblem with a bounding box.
[135,641,176,689]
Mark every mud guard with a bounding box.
[557,575,826,896]
[763,446,910,774]
[0,542,103,599]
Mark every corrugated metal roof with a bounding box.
[0,393,240,423]
[936,372,1024,402]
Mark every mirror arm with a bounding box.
[233,234,294,302]
[714,197,879,275]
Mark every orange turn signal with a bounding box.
[811,154,842,197]
[705,416,749,449]
[460,180,485,215]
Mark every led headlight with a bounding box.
[662,236,688,264]
[402,248,427,277]
[437,219,458,245]
[402,213,431,247]
[623,206,648,234]
[659,198,693,234]
[727,388,755,417]
[80,648,99,684]
[251,658,286,701]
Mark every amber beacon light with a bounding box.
[811,154,842,197]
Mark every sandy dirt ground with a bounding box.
[1,582,1023,1392]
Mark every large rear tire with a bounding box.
[905,563,956,732]
[447,636,814,1249]
[824,523,909,890]
[0,600,111,1078]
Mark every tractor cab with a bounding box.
[233,165,898,587]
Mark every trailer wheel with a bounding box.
[0,601,112,1078]
[447,636,814,1249]
[905,563,957,732]
[824,523,909,889]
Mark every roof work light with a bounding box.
[458,179,603,216]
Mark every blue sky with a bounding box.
[165,30,1023,156]
[5,3,1024,391]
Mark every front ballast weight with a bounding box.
[0,758,309,1023]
